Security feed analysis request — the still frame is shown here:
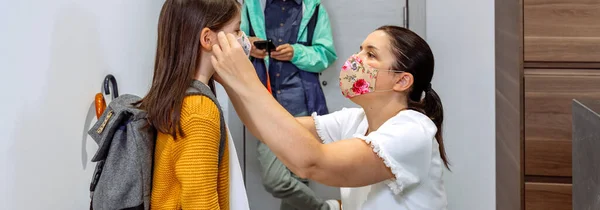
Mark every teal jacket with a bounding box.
[241,0,337,73]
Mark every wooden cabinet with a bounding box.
[525,182,572,210]
[524,69,600,177]
[524,0,600,62]
[498,0,600,208]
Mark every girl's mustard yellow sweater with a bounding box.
[151,95,229,210]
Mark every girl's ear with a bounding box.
[200,27,213,51]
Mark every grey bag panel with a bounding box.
[92,126,144,210]
[88,94,154,210]
[88,94,145,162]
[129,118,155,209]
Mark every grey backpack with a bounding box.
[88,80,226,210]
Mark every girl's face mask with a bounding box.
[339,54,403,98]
[237,31,252,56]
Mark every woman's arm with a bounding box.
[307,139,395,187]
[210,32,393,186]
[296,116,319,140]
[220,81,319,176]
[222,80,393,187]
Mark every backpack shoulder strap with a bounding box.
[306,4,320,46]
[186,80,226,168]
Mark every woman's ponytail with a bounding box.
[422,86,449,169]
[408,84,449,169]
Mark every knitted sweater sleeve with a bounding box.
[175,95,229,210]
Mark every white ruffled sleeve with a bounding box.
[353,113,435,195]
[312,108,363,144]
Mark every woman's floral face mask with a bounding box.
[339,54,401,98]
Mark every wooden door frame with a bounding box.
[495,0,524,209]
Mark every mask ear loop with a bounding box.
[371,70,407,93]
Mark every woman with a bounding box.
[211,25,448,209]
[138,0,251,209]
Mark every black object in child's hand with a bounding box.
[254,40,277,52]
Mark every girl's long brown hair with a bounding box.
[138,0,239,138]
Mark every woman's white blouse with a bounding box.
[312,108,448,210]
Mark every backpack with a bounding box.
[87,80,227,210]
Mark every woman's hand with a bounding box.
[210,32,262,92]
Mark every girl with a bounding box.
[138,0,251,209]
[211,26,449,209]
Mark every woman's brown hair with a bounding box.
[138,0,240,138]
[377,25,450,169]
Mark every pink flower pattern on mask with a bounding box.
[342,61,350,71]
[339,54,379,98]
[352,79,370,95]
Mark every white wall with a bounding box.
[0,0,497,209]
[0,0,164,209]
[426,0,496,209]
